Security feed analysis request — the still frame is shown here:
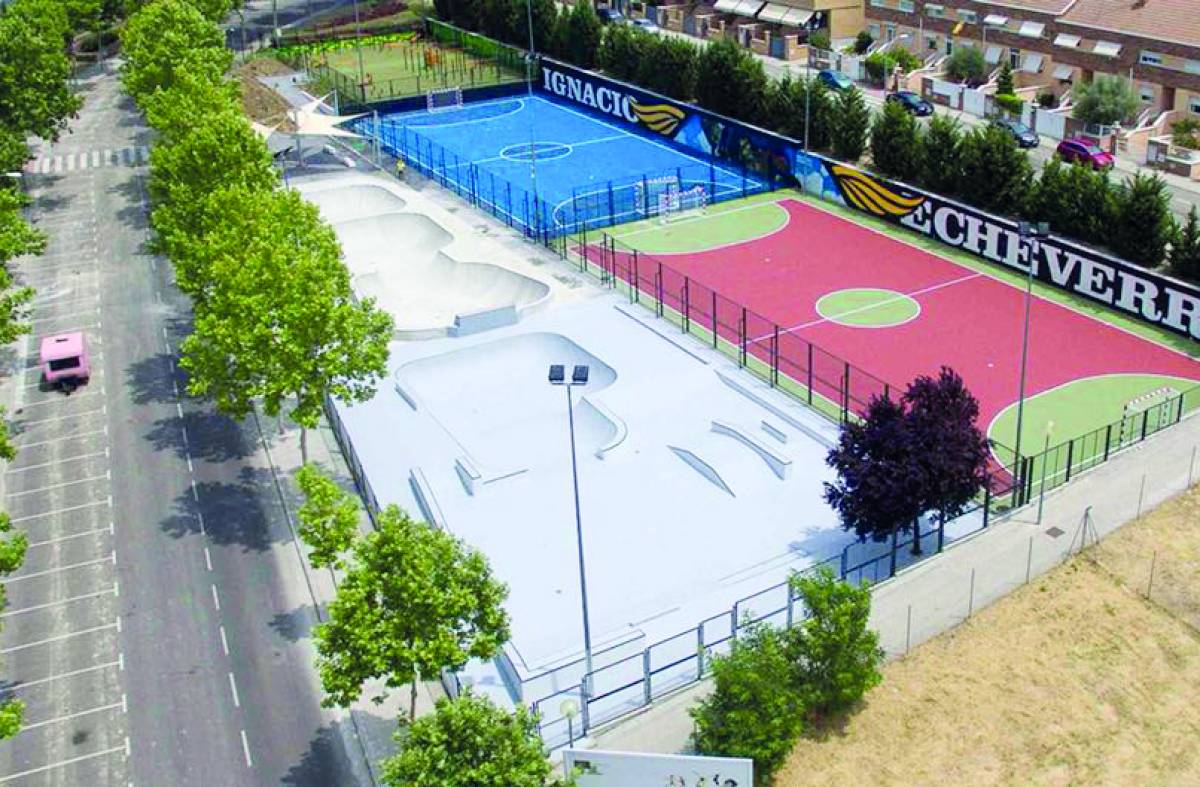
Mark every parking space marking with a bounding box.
[16,426,107,449]
[12,498,110,523]
[0,621,117,654]
[1,586,117,618]
[8,659,121,689]
[6,552,115,582]
[21,701,124,731]
[6,473,109,498]
[0,745,126,783]
[16,406,105,427]
[10,451,107,474]
[16,391,103,409]
[26,527,112,550]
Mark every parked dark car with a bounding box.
[1055,136,1115,170]
[817,69,854,92]
[885,90,933,116]
[598,7,623,24]
[631,17,659,32]
[990,117,1041,148]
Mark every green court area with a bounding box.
[316,37,524,102]
[606,194,789,254]
[815,288,920,328]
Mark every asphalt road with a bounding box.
[0,59,364,787]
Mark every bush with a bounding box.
[690,622,806,784]
[958,124,1034,215]
[870,97,921,181]
[993,92,1024,116]
[830,86,870,162]
[1037,90,1057,109]
[1027,157,1116,247]
[944,46,985,84]
[695,37,769,124]
[995,61,1014,96]
[808,30,830,51]
[1112,172,1175,267]
[1073,74,1140,126]
[918,113,964,196]
[1171,207,1200,282]
[853,30,873,55]
[1172,118,1200,150]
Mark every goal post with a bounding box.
[426,86,464,113]
[657,185,708,224]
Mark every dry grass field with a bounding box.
[237,57,297,132]
[776,486,1200,787]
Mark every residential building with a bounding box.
[657,0,863,59]
[863,0,1200,120]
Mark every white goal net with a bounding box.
[656,185,708,224]
[426,86,464,114]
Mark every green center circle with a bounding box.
[815,288,920,328]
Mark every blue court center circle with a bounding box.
[500,141,572,162]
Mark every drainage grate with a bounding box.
[1045,526,1065,538]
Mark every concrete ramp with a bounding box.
[303,182,407,223]
[334,212,454,263]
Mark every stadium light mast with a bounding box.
[524,0,540,227]
[353,0,366,97]
[549,364,594,734]
[1012,221,1048,505]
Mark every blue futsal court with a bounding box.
[367,94,766,233]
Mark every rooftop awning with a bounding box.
[1018,21,1045,38]
[925,3,944,11]
[1053,64,1075,80]
[757,2,789,23]
[714,0,739,12]
[728,0,764,17]
[985,45,1003,64]
[1093,40,1122,57]
[1021,53,1044,73]
[983,14,1008,26]
[777,7,812,26]
[1053,33,1081,48]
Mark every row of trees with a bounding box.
[0,0,116,739]
[124,0,393,463]
[868,100,1189,271]
[690,569,884,782]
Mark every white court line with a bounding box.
[0,622,117,654]
[7,473,109,498]
[11,499,110,523]
[6,659,120,687]
[6,553,114,582]
[0,745,126,783]
[10,451,107,474]
[0,587,116,618]
[469,133,629,167]
[613,198,783,239]
[750,271,985,343]
[21,701,124,731]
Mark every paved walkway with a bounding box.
[592,410,1200,754]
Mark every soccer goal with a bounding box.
[657,185,709,224]
[426,86,464,114]
[1118,385,1177,443]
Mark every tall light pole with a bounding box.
[1012,221,1047,505]
[524,0,540,233]
[354,0,366,100]
[549,363,594,733]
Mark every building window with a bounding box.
[925,4,943,18]
[869,23,881,39]
[1140,51,1164,66]
[1139,84,1155,103]
[957,9,977,24]
[927,36,938,51]
[1187,60,1200,75]
[1191,98,1200,115]
[898,0,914,12]
[869,0,885,8]
[1010,48,1020,69]
[886,24,895,42]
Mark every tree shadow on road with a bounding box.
[282,721,369,787]
[104,178,148,231]
[160,467,285,551]
[270,603,321,643]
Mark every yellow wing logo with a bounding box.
[830,165,925,218]
[630,101,686,136]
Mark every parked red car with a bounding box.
[1055,137,1114,170]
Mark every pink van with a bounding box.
[40,332,90,392]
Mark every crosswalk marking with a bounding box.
[30,146,148,175]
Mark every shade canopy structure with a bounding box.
[287,95,365,138]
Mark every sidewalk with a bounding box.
[591,410,1200,754]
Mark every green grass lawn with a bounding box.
[320,38,523,100]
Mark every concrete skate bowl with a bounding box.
[303,182,407,223]
[395,332,618,474]
[332,212,552,339]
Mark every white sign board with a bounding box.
[563,749,753,787]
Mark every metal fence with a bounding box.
[368,120,772,237]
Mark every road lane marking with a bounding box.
[228,672,240,707]
[0,622,118,653]
[204,547,212,571]
[219,626,229,655]
[241,729,253,768]
[211,584,220,611]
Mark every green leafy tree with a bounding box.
[1171,207,1200,282]
[1072,74,1140,126]
[597,21,639,82]
[296,464,360,570]
[690,621,805,783]
[0,128,30,181]
[121,0,231,105]
[6,0,71,43]
[830,86,870,162]
[565,0,601,69]
[695,37,769,123]
[869,97,920,181]
[853,30,873,55]
[0,13,82,141]
[917,113,963,195]
[315,504,510,720]
[544,4,570,60]
[383,692,568,787]
[1112,172,1175,267]
[0,511,28,740]
[957,124,1033,215]
[645,36,699,100]
[0,190,47,270]
[0,408,17,463]
[1028,157,1116,246]
[787,567,882,719]
[0,700,21,741]
[143,69,241,142]
[480,0,519,45]
[184,0,237,23]
[945,46,986,84]
[995,60,1014,96]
